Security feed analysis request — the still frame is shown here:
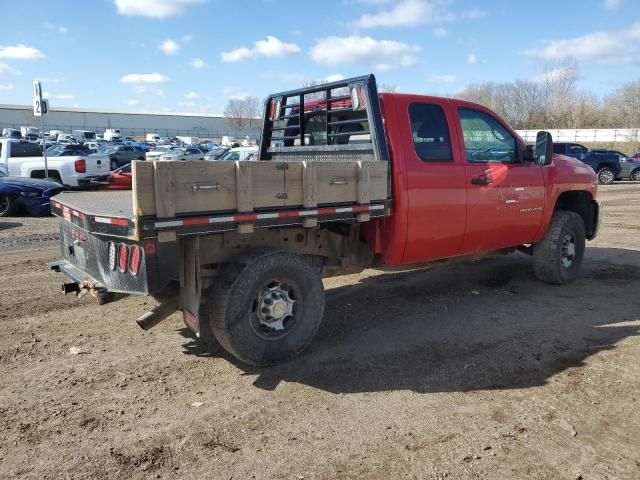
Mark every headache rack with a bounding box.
[259,74,390,164]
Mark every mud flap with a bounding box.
[180,237,202,337]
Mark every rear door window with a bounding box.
[409,103,452,162]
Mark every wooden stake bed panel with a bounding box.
[132,160,389,218]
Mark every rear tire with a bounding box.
[0,194,18,217]
[597,167,615,185]
[533,211,585,285]
[205,249,325,367]
[110,158,118,170]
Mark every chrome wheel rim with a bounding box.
[632,171,640,182]
[250,280,297,339]
[599,169,614,184]
[560,233,576,268]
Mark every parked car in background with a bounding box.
[219,146,259,161]
[158,146,205,161]
[145,145,177,161]
[0,138,106,188]
[552,142,621,185]
[104,129,122,142]
[590,149,640,181]
[47,144,93,156]
[97,163,132,190]
[85,142,100,153]
[91,145,145,170]
[0,170,63,217]
[203,147,230,161]
[2,128,22,139]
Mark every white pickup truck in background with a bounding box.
[0,138,107,188]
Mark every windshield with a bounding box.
[0,170,6,177]
[98,146,118,154]
[167,148,186,155]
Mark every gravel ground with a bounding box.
[0,185,639,479]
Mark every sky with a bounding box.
[0,0,639,115]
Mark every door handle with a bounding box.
[471,176,491,185]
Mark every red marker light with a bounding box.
[118,243,128,273]
[129,245,141,275]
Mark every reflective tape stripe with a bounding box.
[153,204,386,229]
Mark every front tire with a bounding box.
[597,167,615,185]
[206,249,325,367]
[533,211,586,285]
[0,194,18,217]
[631,169,640,182]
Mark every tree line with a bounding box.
[455,60,640,131]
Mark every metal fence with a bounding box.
[516,128,640,144]
[0,123,262,141]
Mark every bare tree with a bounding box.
[224,96,263,132]
[379,84,399,93]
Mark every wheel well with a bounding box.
[597,163,616,171]
[31,170,62,182]
[554,191,596,239]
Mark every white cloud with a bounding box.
[353,0,485,28]
[0,62,20,76]
[124,99,140,105]
[158,39,179,55]
[44,22,68,33]
[181,34,195,44]
[221,36,300,62]
[427,74,457,84]
[602,0,623,10]
[222,86,250,100]
[523,22,640,64]
[0,44,45,60]
[468,53,478,65]
[310,36,420,70]
[53,93,74,100]
[190,58,205,68]
[184,91,200,99]
[324,74,345,82]
[120,73,170,84]
[114,0,203,18]
[533,67,576,84]
[0,83,13,90]
[433,27,447,38]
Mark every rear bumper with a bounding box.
[48,259,105,289]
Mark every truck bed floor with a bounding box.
[53,191,133,220]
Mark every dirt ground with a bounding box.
[1,185,639,480]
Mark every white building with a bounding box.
[0,104,261,140]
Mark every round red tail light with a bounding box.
[129,245,141,276]
[118,243,128,273]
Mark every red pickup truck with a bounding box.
[49,74,599,367]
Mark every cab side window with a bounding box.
[409,103,452,162]
[459,108,517,163]
[553,144,565,154]
[568,144,588,156]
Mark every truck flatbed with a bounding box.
[53,191,133,219]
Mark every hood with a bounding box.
[0,176,61,191]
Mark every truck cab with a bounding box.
[553,142,620,184]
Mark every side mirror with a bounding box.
[535,131,553,166]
